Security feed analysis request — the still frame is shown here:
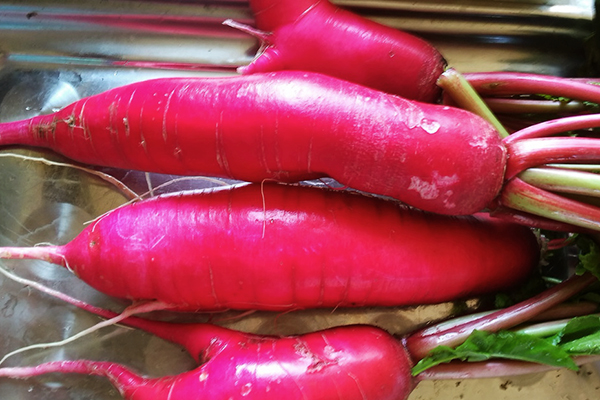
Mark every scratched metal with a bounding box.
[0,0,599,398]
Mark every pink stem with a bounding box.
[529,301,599,322]
[497,115,546,133]
[404,273,597,361]
[416,355,600,381]
[484,97,591,115]
[505,114,600,145]
[505,137,600,179]
[499,178,600,232]
[464,72,600,103]
[487,205,590,232]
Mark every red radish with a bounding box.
[224,0,446,102]
[0,269,596,400]
[0,182,540,312]
[1,70,599,229]
[0,71,506,216]
[0,325,415,400]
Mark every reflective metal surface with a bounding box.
[0,0,599,398]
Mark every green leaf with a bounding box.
[575,236,600,279]
[410,346,464,375]
[561,331,600,354]
[411,330,578,376]
[551,315,600,354]
[552,315,600,344]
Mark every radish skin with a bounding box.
[0,325,415,400]
[230,0,446,102]
[0,182,539,312]
[0,71,506,216]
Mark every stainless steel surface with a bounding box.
[0,0,599,398]
[0,0,594,75]
[337,0,595,76]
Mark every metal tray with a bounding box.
[0,1,599,398]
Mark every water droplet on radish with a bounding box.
[420,118,440,134]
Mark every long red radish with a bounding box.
[0,182,540,312]
[3,70,599,229]
[225,0,446,102]
[0,71,506,216]
[0,270,596,400]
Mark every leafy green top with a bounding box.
[412,236,600,376]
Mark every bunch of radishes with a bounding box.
[1,1,600,399]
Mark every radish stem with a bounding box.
[549,164,600,172]
[487,206,587,232]
[515,317,575,337]
[484,97,592,115]
[500,178,600,232]
[505,137,600,179]
[465,72,600,104]
[504,113,600,145]
[518,168,600,198]
[405,273,597,360]
[417,354,600,381]
[437,68,509,138]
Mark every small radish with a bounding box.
[0,182,540,312]
[0,325,415,400]
[224,0,446,102]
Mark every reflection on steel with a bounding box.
[0,0,594,75]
